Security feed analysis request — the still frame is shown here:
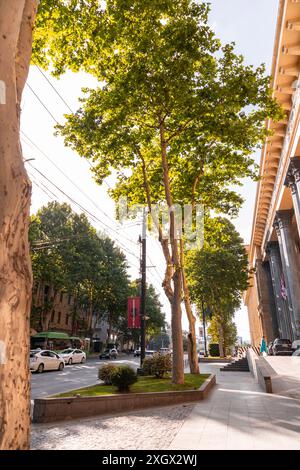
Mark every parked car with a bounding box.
[267,341,274,355]
[59,348,86,365]
[146,350,156,356]
[198,351,205,361]
[159,348,171,354]
[271,338,293,356]
[292,348,300,357]
[133,349,156,357]
[30,349,65,373]
[292,339,300,352]
[99,348,118,360]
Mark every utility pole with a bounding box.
[202,300,208,357]
[140,209,147,367]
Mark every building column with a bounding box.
[284,159,300,237]
[274,210,300,339]
[255,259,279,341]
[266,241,292,339]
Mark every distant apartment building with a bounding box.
[31,283,86,336]
[31,282,116,349]
[245,0,300,346]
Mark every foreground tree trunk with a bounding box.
[0,0,38,450]
[180,239,199,374]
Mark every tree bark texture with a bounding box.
[159,120,184,384]
[180,239,199,374]
[0,0,38,450]
[218,322,225,358]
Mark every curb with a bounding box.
[33,374,216,424]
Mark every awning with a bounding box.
[32,331,70,340]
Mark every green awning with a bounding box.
[33,331,70,340]
[69,336,81,340]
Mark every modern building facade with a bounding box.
[245,0,300,346]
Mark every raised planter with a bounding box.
[33,373,216,423]
[199,358,231,363]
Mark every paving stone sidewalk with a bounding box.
[31,363,300,450]
[31,403,194,450]
[169,363,300,450]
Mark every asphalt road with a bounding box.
[30,355,140,399]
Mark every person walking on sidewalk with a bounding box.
[260,336,267,356]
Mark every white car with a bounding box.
[159,348,171,354]
[30,349,65,373]
[198,351,205,360]
[59,348,86,365]
[134,349,156,357]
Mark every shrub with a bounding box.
[142,356,154,376]
[98,363,116,385]
[209,343,220,357]
[110,365,137,392]
[142,353,172,378]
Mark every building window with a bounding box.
[68,293,72,305]
[57,312,61,324]
[51,310,55,323]
[66,315,69,325]
[60,291,64,303]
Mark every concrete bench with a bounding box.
[257,364,273,393]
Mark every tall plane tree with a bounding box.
[0,0,38,450]
[186,217,250,357]
[0,0,108,448]
[56,1,282,382]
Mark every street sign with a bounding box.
[127,296,141,328]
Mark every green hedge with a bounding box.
[209,343,220,357]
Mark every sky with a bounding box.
[21,0,279,342]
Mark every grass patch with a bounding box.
[55,373,210,397]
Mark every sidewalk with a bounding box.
[31,362,300,450]
[263,356,300,399]
[169,363,300,450]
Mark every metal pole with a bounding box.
[140,210,147,367]
[202,300,208,357]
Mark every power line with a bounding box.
[34,64,74,113]
[24,77,164,282]
[30,175,57,201]
[22,132,116,226]
[26,83,59,124]
[25,76,113,190]
[22,132,139,249]
[28,163,141,264]
[30,172,162,292]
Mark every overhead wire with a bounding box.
[25,70,166,288]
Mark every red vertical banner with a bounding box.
[127,297,141,328]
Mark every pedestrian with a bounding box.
[260,336,267,356]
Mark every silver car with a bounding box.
[59,348,86,365]
[30,349,65,373]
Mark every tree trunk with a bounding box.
[0,0,38,450]
[159,120,184,384]
[87,291,93,332]
[218,322,225,358]
[180,239,199,374]
[107,313,112,345]
[41,284,54,331]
